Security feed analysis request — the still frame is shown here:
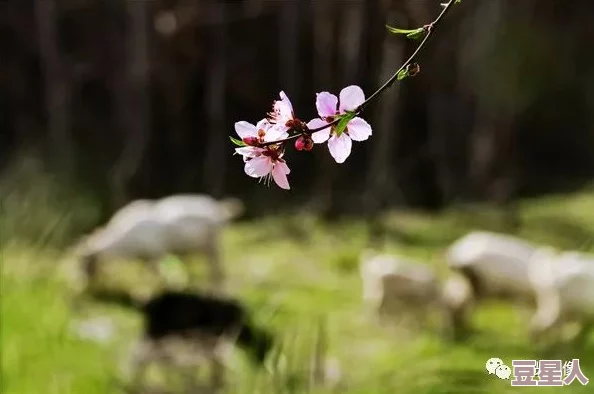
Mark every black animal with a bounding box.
[90,289,274,389]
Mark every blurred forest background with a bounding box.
[2,0,594,243]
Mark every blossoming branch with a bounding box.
[230,0,461,190]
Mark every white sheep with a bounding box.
[359,250,442,329]
[74,194,244,294]
[442,231,541,338]
[528,248,594,345]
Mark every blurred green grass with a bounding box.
[2,190,594,393]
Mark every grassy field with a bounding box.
[2,191,594,394]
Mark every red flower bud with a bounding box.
[242,136,260,146]
[295,135,314,151]
[303,137,314,151]
[295,136,305,151]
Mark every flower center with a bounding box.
[262,144,284,161]
[330,124,344,136]
[326,111,345,136]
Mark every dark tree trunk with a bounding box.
[35,0,73,172]
[363,0,405,246]
[278,0,301,99]
[110,0,151,209]
[202,3,228,198]
[309,0,340,220]
[464,0,522,231]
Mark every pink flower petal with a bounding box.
[235,121,257,139]
[235,147,253,157]
[312,130,331,144]
[255,118,272,131]
[277,160,290,174]
[264,124,289,143]
[274,91,293,122]
[346,117,372,141]
[307,118,327,131]
[272,162,290,190]
[339,85,365,113]
[235,146,263,158]
[279,91,294,114]
[307,118,330,143]
[315,92,339,118]
[327,133,352,163]
[244,156,272,178]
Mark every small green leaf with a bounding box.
[229,136,246,147]
[406,28,426,40]
[386,25,425,40]
[397,69,409,81]
[455,0,461,4]
[386,25,420,35]
[334,113,356,137]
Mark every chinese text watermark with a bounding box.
[486,357,589,386]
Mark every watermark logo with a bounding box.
[486,358,589,386]
[486,358,511,379]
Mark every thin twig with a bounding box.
[259,0,458,148]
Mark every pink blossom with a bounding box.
[244,151,291,190]
[233,119,291,189]
[267,91,297,133]
[307,85,372,163]
[234,118,288,146]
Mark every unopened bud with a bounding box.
[303,137,313,151]
[242,136,260,146]
[408,62,421,77]
[295,137,305,151]
[295,135,314,151]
